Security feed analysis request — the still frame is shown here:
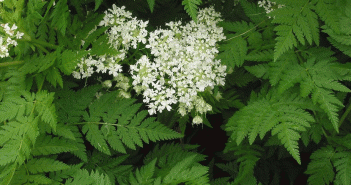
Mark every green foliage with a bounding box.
[65,169,112,185]
[80,91,183,154]
[269,0,319,61]
[226,87,315,164]
[1,0,351,184]
[305,143,351,185]
[322,1,351,57]
[147,0,156,13]
[49,0,70,36]
[182,0,202,22]
[128,143,210,185]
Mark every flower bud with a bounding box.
[102,80,112,88]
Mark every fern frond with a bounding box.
[49,0,70,36]
[333,150,351,185]
[142,143,207,184]
[305,145,335,185]
[211,177,232,185]
[244,64,269,80]
[312,0,340,33]
[240,0,267,24]
[225,87,314,164]
[0,163,17,185]
[82,123,111,155]
[265,55,290,87]
[182,0,202,22]
[65,169,111,185]
[49,163,83,183]
[162,154,210,185]
[0,115,40,166]
[328,37,351,57]
[35,91,57,131]
[129,158,157,184]
[215,161,238,178]
[217,36,247,68]
[231,144,262,184]
[10,167,54,185]
[52,123,76,140]
[55,84,101,123]
[70,125,88,162]
[262,48,350,133]
[81,91,182,154]
[32,135,78,156]
[271,122,302,164]
[26,158,70,173]
[245,49,274,62]
[84,153,131,184]
[58,50,89,75]
[269,1,319,61]
[143,142,202,165]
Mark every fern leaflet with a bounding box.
[182,0,202,22]
[65,169,111,185]
[79,91,183,154]
[26,158,70,173]
[49,0,70,36]
[225,87,315,164]
[270,0,319,61]
[305,146,335,185]
[334,150,351,185]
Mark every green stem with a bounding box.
[123,44,140,64]
[31,38,58,49]
[0,60,24,67]
[339,101,351,128]
[21,37,58,50]
[313,110,330,139]
[295,52,304,65]
[225,18,267,42]
[33,43,50,54]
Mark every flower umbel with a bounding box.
[73,5,148,79]
[130,7,226,124]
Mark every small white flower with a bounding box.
[15,31,24,39]
[257,0,284,18]
[95,92,103,99]
[192,115,203,125]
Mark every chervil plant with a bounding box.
[1,0,351,184]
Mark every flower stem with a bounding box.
[339,101,351,128]
[225,18,267,42]
[0,60,24,68]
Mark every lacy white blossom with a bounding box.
[258,0,284,18]
[130,7,226,124]
[0,23,24,58]
[73,5,148,79]
[99,5,148,56]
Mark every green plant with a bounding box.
[1,0,351,184]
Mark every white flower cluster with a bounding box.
[130,7,226,125]
[73,5,148,79]
[114,74,131,98]
[258,0,284,18]
[0,23,24,58]
[72,54,123,79]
